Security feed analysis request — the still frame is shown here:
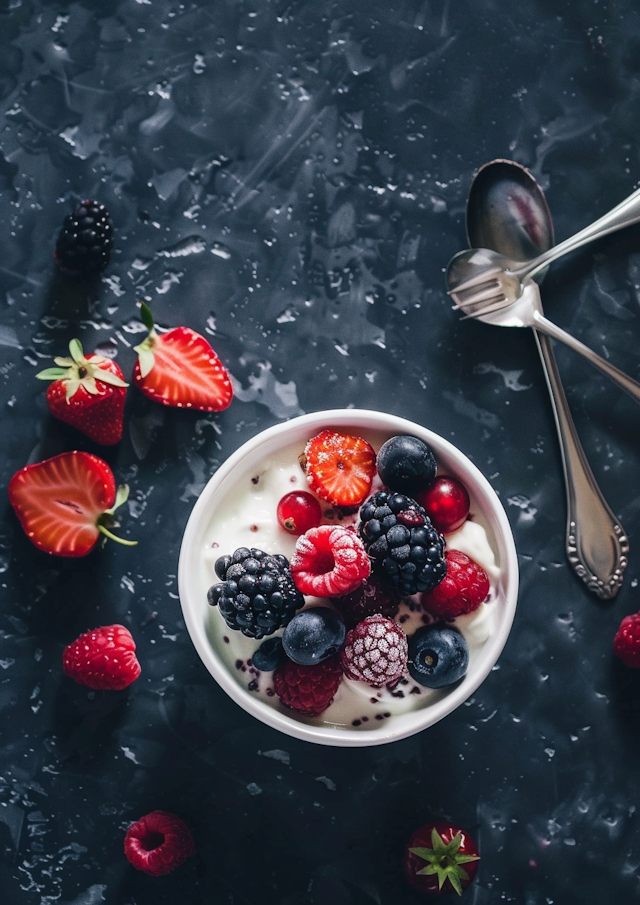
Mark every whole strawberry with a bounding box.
[403,822,480,896]
[8,451,136,557]
[133,302,233,412]
[613,611,640,668]
[36,338,128,445]
[63,624,141,690]
[124,810,195,876]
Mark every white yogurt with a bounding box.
[200,429,501,730]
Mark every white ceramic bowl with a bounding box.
[178,409,518,747]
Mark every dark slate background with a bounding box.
[1,1,640,903]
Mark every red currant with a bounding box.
[276,491,323,535]
[415,475,470,534]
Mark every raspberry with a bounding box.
[273,655,343,716]
[303,430,376,507]
[124,810,195,876]
[420,550,489,619]
[54,200,113,277]
[613,612,640,668]
[290,525,371,597]
[341,614,408,687]
[62,625,141,691]
[334,574,402,629]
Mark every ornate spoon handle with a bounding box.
[534,331,628,598]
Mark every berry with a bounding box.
[334,574,402,629]
[8,451,137,557]
[358,491,447,595]
[290,525,371,597]
[407,624,469,688]
[124,810,195,876]
[303,430,376,507]
[282,607,346,666]
[273,655,343,716]
[277,490,323,535]
[415,476,470,534]
[403,822,479,896]
[36,338,128,445]
[421,550,489,620]
[133,302,233,412]
[55,200,113,277]
[252,637,286,672]
[376,435,437,495]
[341,614,408,687]
[208,547,304,639]
[63,625,141,690]
[613,612,640,667]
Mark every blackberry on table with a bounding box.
[358,491,447,596]
[207,547,304,640]
[54,200,113,277]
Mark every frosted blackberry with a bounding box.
[54,200,113,277]
[358,491,447,595]
[207,547,304,640]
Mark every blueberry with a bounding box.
[252,637,286,672]
[407,624,469,688]
[377,436,437,494]
[282,607,346,666]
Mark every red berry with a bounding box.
[277,491,323,535]
[290,525,371,597]
[613,612,640,668]
[273,655,343,715]
[63,625,141,690]
[421,550,489,620]
[303,430,376,507]
[415,476,470,534]
[124,810,195,876]
[341,614,408,687]
[403,821,480,896]
[334,574,402,629]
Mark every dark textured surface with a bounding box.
[2,1,640,902]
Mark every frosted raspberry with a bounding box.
[124,810,195,876]
[290,525,371,597]
[273,656,343,716]
[420,550,489,619]
[341,614,408,687]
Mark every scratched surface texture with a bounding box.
[1,1,640,903]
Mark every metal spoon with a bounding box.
[466,159,628,599]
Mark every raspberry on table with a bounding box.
[273,655,343,715]
[62,625,141,691]
[420,550,489,619]
[124,810,195,876]
[303,430,376,507]
[334,574,402,629]
[54,200,113,277]
[341,614,408,687]
[613,612,640,668]
[290,524,371,597]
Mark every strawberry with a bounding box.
[303,430,376,507]
[613,611,640,667]
[36,339,128,445]
[124,810,195,876]
[63,624,141,690]
[8,451,137,557]
[132,302,233,411]
[403,822,480,896]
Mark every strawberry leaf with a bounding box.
[36,367,69,381]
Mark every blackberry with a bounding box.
[54,200,113,277]
[207,547,304,640]
[358,491,447,596]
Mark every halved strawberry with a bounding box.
[8,451,137,557]
[303,430,376,507]
[36,338,128,445]
[132,302,233,411]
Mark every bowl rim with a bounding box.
[178,408,519,747]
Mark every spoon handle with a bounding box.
[534,332,628,597]
[519,186,640,279]
[530,309,640,405]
